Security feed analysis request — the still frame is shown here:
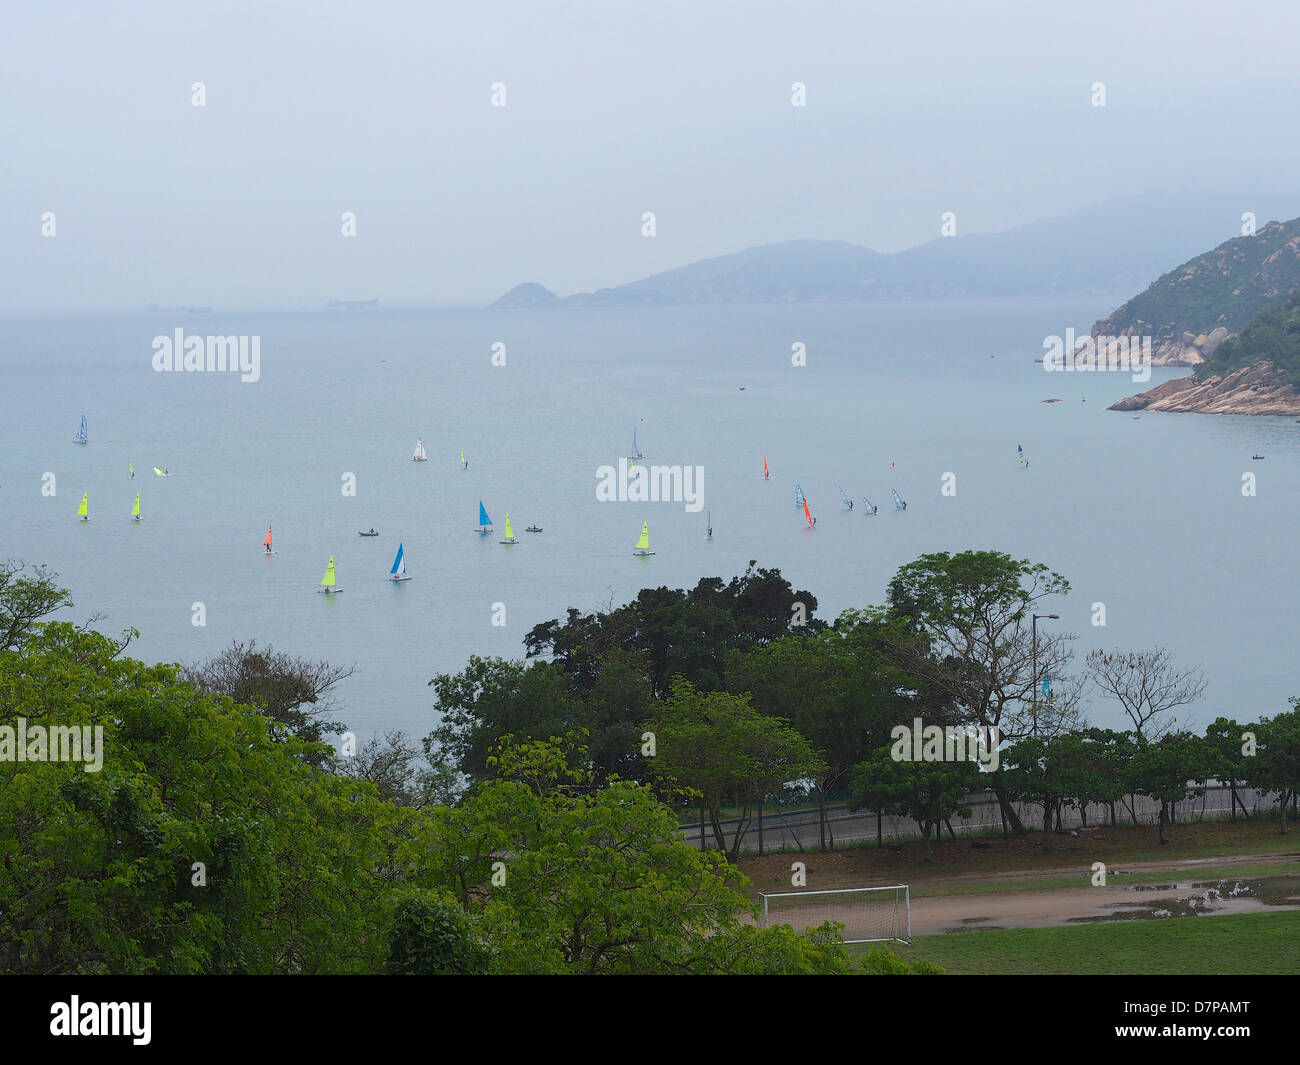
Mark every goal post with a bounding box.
[759,884,911,945]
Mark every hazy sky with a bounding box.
[5,0,1299,311]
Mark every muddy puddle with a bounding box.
[1067,876,1300,923]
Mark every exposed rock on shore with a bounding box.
[1109,362,1300,415]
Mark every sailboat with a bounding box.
[77,493,89,522]
[763,456,770,480]
[633,521,654,556]
[128,462,135,479]
[389,542,412,581]
[74,415,87,445]
[460,448,468,470]
[318,555,342,594]
[864,497,878,515]
[794,483,805,507]
[803,497,814,528]
[706,509,713,538]
[153,466,169,477]
[477,501,493,534]
[264,527,275,555]
[412,438,428,462]
[1018,444,1029,469]
[130,493,141,522]
[838,486,854,511]
[628,425,645,460]
[892,489,906,511]
[499,513,517,545]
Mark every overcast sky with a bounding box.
[4,0,1298,312]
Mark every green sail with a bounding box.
[131,493,140,517]
[321,556,337,586]
[77,493,88,518]
[635,522,650,551]
[503,514,514,539]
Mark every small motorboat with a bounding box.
[358,529,380,536]
[525,525,542,533]
[1252,454,1265,460]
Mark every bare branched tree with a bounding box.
[0,560,74,651]
[184,639,355,763]
[1086,647,1207,739]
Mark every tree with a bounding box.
[338,729,431,807]
[438,736,852,974]
[0,561,74,651]
[644,679,826,861]
[847,745,982,860]
[424,656,584,782]
[1204,717,1255,822]
[384,891,491,974]
[882,550,1079,834]
[1086,647,1207,739]
[1,622,417,974]
[1127,731,1214,844]
[726,615,910,849]
[183,639,354,765]
[1003,735,1086,850]
[1242,704,1300,834]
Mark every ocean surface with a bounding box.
[3,299,1296,744]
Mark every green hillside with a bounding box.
[1195,287,1300,388]
[1092,217,1300,345]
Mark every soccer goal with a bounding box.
[759,884,911,945]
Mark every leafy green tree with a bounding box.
[847,745,982,860]
[644,679,826,861]
[1127,731,1214,844]
[1204,716,1255,822]
[882,550,1078,834]
[442,736,851,974]
[1241,704,1300,834]
[384,891,491,974]
[726,615,911,847]
[1003,735,1086,850]
[0,622,418,974]
[424,655,584,782]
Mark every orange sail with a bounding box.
[264,527,272,548]
[763,456,769,479]
[803,498,813,527]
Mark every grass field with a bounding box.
[874,910,1300,975]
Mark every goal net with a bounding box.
[759,885,910,944]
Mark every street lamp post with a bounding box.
[1031,613,1060,737]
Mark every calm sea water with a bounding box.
[2,300,1296,742]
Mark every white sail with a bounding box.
[412,438,428,461]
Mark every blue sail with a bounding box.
[839,485,853,509]
[478,501,491,526]
[794,483,805,506]
[892,488,906,510]
[390,543,404,575]
[75,415,87,442]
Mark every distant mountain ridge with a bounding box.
[490,193,1296,308]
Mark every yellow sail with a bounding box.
[635,522,650,551]
[320,556,337,587]
[131,492,140,518]
[503,514,514,539]
[77,493,88,519]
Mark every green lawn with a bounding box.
[874,910,1300,975]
